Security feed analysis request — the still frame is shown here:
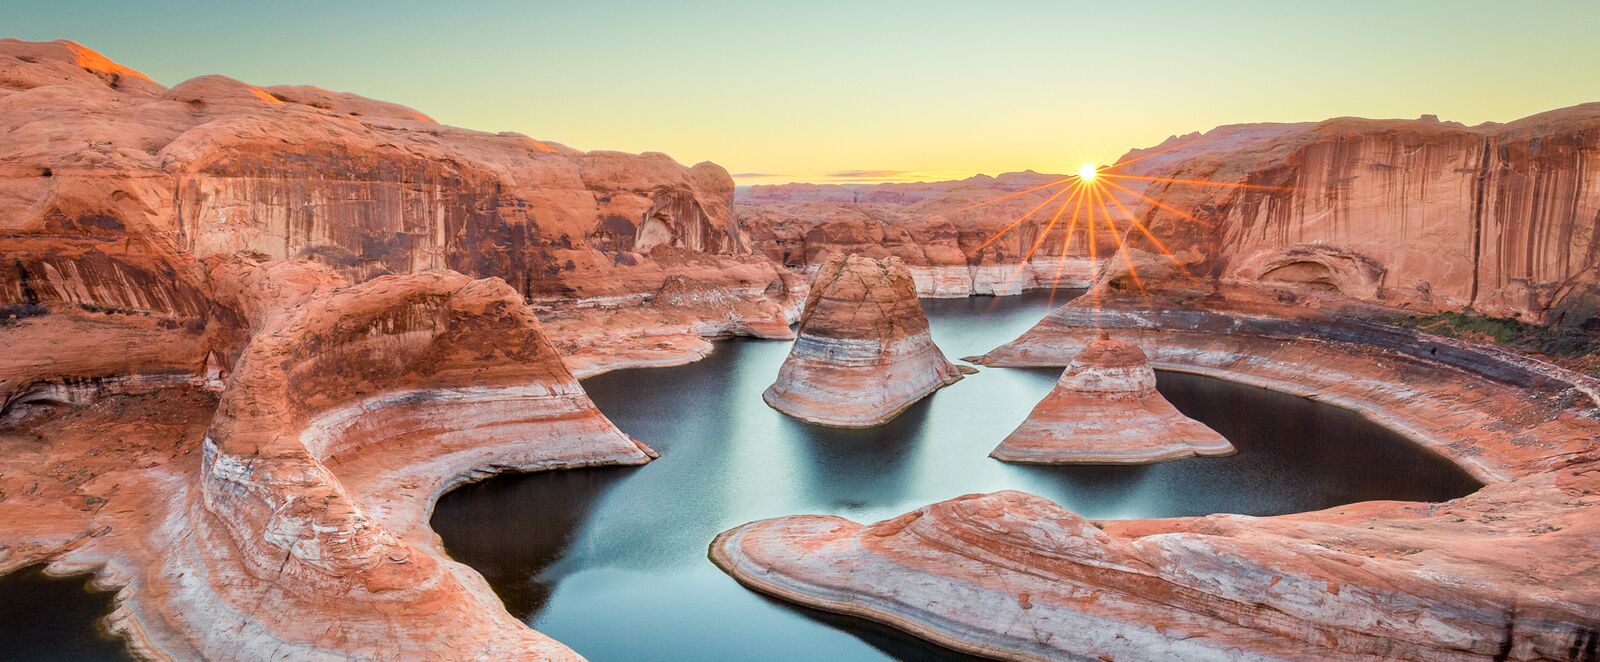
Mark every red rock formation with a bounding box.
[1126,107,1600,327]
[763,254,967,427]
[733,126,1309,299]
[740,108,1600,330]
[717,294,1600,661]
[2,259,654,659]
[537,247,804,376]
[0,38,773,660]
[191,267,650,659]
[991,333,1233,464]
[0,238,218,410]
[0,38,801,375]
[0,39,163,97]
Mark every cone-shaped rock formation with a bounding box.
[763,254,966,427]
[990,333,1233,464]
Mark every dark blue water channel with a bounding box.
[429,291,1482,661]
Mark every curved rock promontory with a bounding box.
[762,253,966,427]
[190,266,652,659]
[0,258,658,660]
[990,332,1233,464]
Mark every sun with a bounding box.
[1078,163,1098,181]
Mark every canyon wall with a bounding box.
[734,125,1310,298]
[737,172,1100,296]
[740,110,1600,329]
[0,38,775,659]
[0,38,801,389]
[1131,108,1600,327]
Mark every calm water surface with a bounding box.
[432,291,1482,661]
[0,566,128,661]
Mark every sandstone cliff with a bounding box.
[1127,108,1600,328]
[0,38,801,387]
[2,257,656,659]
[737,172,1099,296]
[733,125,1308,298]
[740,108,1600,332]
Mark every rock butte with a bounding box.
[714,284,1600,661]
[762,253,967,427]
[989,332,1234,464]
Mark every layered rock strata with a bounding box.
[1125,107,1600,327]
[2,260,655,659]
[740,107,1600,328]
[763,254,966,427]
[715,294,1600,660]
[0,38,802,379]
[190,266,652,659]
[990,333,1233,464]
[738,173,1098,298]
[733,125,1306,298]
[0,38,763,660]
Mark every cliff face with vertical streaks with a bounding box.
[1127,107,1600,327]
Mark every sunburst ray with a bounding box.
[1099,185,1196,279]
[1090,185,1145,295]
[1097,177,1215,229]
[972,182,1078,253]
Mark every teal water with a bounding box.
[432,291,1481,661]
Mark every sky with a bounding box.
[9,1,1600,184]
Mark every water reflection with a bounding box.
[432,291,1482,661]
[434,466,633,617]
[0,566,129,661]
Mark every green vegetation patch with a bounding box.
[1401,310,1600,359]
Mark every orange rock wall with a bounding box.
[1136,109,1600,325]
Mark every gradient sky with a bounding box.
[10,1,1600,184]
